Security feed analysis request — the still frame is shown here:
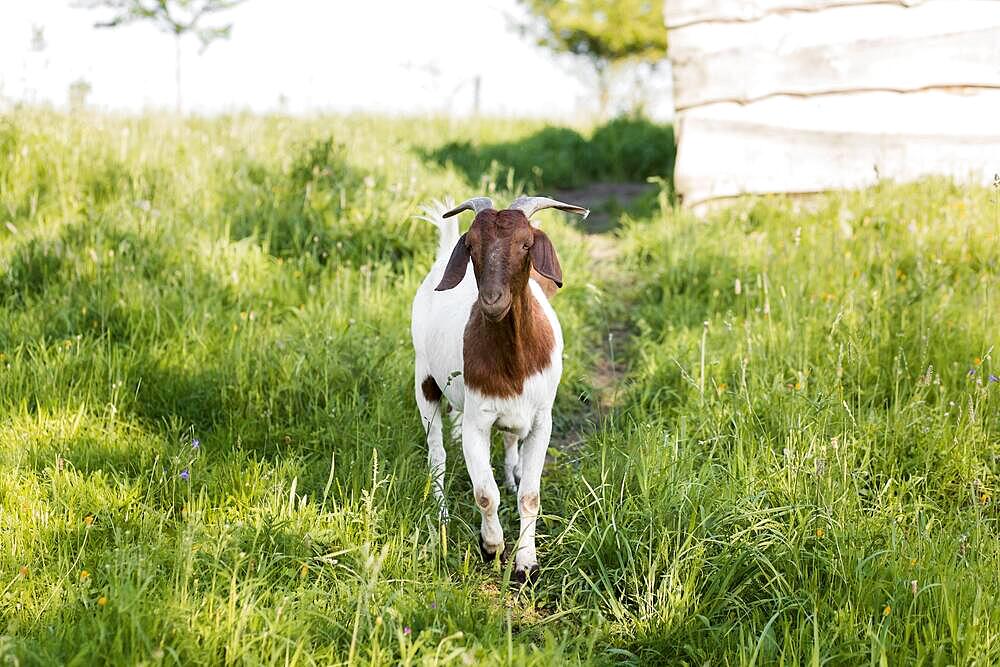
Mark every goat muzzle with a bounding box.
[480,292,512,322]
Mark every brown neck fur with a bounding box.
[463,272,555,398]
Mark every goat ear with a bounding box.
[530,229,562,288]
[435,233,471,291]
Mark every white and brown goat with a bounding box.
[411,195,587,583]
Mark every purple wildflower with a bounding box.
[403,626,412,636]
[430,602,437,609]
[180,468,190,481]
[990,374,999,383]
[968,369,976,377]
[192,438,200,450]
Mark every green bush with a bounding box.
[424,115,674,190]
[590,116,675,182]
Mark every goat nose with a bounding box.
[481,289,502,305]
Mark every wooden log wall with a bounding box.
[664,0,1000,206]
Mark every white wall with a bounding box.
[665,0,1000,206]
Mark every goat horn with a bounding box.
[442,196,495,218]
[508,196,590,221]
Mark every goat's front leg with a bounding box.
[513,411,552,583]
[462,418,504,561]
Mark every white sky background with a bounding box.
[0,0,673,119]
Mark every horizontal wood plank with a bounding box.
[682,89,1000,135]
[667,1,999,57]
[674,110,1000,205]
[669,2,1000,109]
[664,0,928,28]
[674,31,1000,110]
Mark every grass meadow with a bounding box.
[0,110,998,665]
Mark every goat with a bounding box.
[411,195,588,583]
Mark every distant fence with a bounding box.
[664,0,1000,207]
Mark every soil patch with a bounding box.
[553,182,656,234]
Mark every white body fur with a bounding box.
[411,200,563,575]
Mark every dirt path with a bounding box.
[584,233,631,414]
[549,182,648,452]
[566,182,649,412]
[554,182,656,234]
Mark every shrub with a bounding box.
[424,116,675,190]
[590,116,675,182]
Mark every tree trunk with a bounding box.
[595,64,610,120]
[175,34,182,114]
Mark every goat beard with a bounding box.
[481,301,511,322]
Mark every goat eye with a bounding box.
[522,242,531,250]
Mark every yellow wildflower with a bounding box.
[97,596,108,607]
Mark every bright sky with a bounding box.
[0,0,673,119]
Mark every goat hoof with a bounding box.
[478,534,507,565]
[514,564,539,586]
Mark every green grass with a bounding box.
[1,109,998,665]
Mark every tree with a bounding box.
[31,25,48,53]
[77,0,245,113]
[515,0,667,116]
[68,78,93,111]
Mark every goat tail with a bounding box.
[415,197,460,260]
